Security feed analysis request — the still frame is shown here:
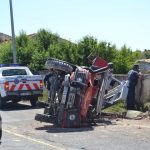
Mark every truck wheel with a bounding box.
[35,113,54,123]
[45,58,73,73]
[30,97,38,107]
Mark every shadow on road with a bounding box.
[35,118,116,133]
[0,101,44,111]
[95,118,117,126]
[36,124,94,133]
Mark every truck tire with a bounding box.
[45,58,73,73]
[30,97,38,107]
[35,113,54,123]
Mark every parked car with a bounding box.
[0,64,43,108]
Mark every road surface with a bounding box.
[0,102,150,150]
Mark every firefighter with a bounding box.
[127,64,140,110]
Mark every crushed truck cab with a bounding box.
[0,65,43,108]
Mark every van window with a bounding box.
[2,69,27,76]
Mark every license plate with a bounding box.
[20,93,30,96]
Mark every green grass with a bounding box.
[38,90,48,102]
[102,100,127,114]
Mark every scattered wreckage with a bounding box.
[35,57,129,127]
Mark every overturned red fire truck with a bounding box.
[35,57,128,128]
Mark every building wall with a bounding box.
[115,74,150,104]
[139,62,150,73]
[136,74,150,104]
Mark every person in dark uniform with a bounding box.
[44,69,53,98]
[127,64,140,110]
[44,69,66,101]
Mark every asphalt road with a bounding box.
[0,102,150,150]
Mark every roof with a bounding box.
[138,59,150,63]
[0,33,11,43]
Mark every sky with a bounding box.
[1,0,150,50]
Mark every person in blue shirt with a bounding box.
[44,69,53,98]
[127,64,140,110]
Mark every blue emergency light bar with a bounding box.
[0,64,22,67]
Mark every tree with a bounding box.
[16,30,29,48]
[0,29,145,73]
[131,50,143,64]
[0,42,13,63]
[29,50,48,71]
[142,49,150,59]
[97,42,117,62]
[35,29,59,51]
[48,40,77,64]
[77,36,98,66]
[16,31,34,65]
[113,45,133,74]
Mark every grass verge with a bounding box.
[38,90,48,102]
[102,100,127,114]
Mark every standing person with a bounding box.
[44,69,64,102]
[127,64,140,110]
[44,69,53,98]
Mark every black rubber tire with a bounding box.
[35,113,54,123]
[30,97,38,107]
[45,58,73,73]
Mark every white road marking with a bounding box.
[3,129,65,150]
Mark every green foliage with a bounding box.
[102,100,126,114]
[38,90,48,102]
[77,36,98,66]
[113,45,133,74]
[0,29,146,73]
[48,39,78,65]
[0,42,13,63]
[97,42,118,64]
[142,49,150,59]
[16,30,29,48]
[16,31,34,65]
[132,50,143,60]
[35,29,59,51]
[29,50,48,71]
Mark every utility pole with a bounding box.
[9,0,17,63]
